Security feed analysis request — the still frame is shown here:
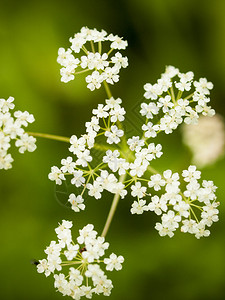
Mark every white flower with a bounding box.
[176,99,190,115]
[69,135,86,155]
[14,110,35,127]
[71,170,85,187]
[155,210,181,237]
[158,95,174,113]
[109,105,126,122]
[194,78,213,95]
[127,136,145,152]
[129,160,148,177]
[178,71,194,83]
[181,219,198,234]
[0,96,15,113]
[174,201,190,218]
[184,107,199,125]
[175,80,192,91]
[134,148,152,163]
[103,149,120,171]
[44,240,61,256]
[105,97,122,109]
[194,221,210,239]
[92,104,109,119]
[148,174,165,191]
[102,66,119,85]
[68,194,85,212]
[86,71,104,91]
[163,169,180,190]
[83,52,109,70]
[144,83,162,100]
[0,152,13,170]
[77,224,97,245]
[108,34,128,50]
[104,253,124,271]
[148,143,163,159]
[85,116,100,133]
[182,165,201,182]
[96,170,117,192]
[86,181,103,199]
[15,133,36,153]
[155,222,174,238]
[140,102,159,119]
[85,263,104,280]
[37,259,51,277]
[48,166,66,185]
[69,267,83,285]
[112,181,127,198]
[131,181,147,198]
[201,202,219,226]
[130,200,149,214]
[164,65,179,78]
[61,156,76,173]
[105,125,124,144]
[111,52,128,68]
[142,122,159,138]
[60,66,75,83]
[184,179,200,200]
[148,195,167,215]
[76,149,92,167]
[0,132,10,150]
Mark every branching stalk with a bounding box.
[27,132,70,143]
[101,173,126,237]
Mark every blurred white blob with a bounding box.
[182,114,225,168]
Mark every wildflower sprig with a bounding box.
[24,27,219,299]
[141,66,215,138]
[46,64,219,240]
[37,220,124,299]
[57,27,128,90]
[0,96,36,170]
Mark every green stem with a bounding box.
[107,48,114,56]
[98,41,102,55]
[101,173,126,237]
[103,80,113,98]
[94,142,117,152]
[147,165,159,175]
[170,86,176,105]
[90,41,95,53]
[75,69,91,75]
[27,132,70,143]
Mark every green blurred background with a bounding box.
[1,0,225,299]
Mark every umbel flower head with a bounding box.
[37,220,124,299]
[48,66,219,239]
[0,96,37,170]
[57,27,128,90]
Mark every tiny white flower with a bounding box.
[104,253,124,271]
[68,194,85,212]
[130,200,149,214]
[131,181,147,198]
[105,125,124,144]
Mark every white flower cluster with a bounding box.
[0,96,36,170]
[141,66,215,137]
[182,115,225,168]
[152,166,219,238]
[48,78,219,238]
[57,27,128,89]
[37,220,124,299]
[48,97,128,212]
[129,166,219,239]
